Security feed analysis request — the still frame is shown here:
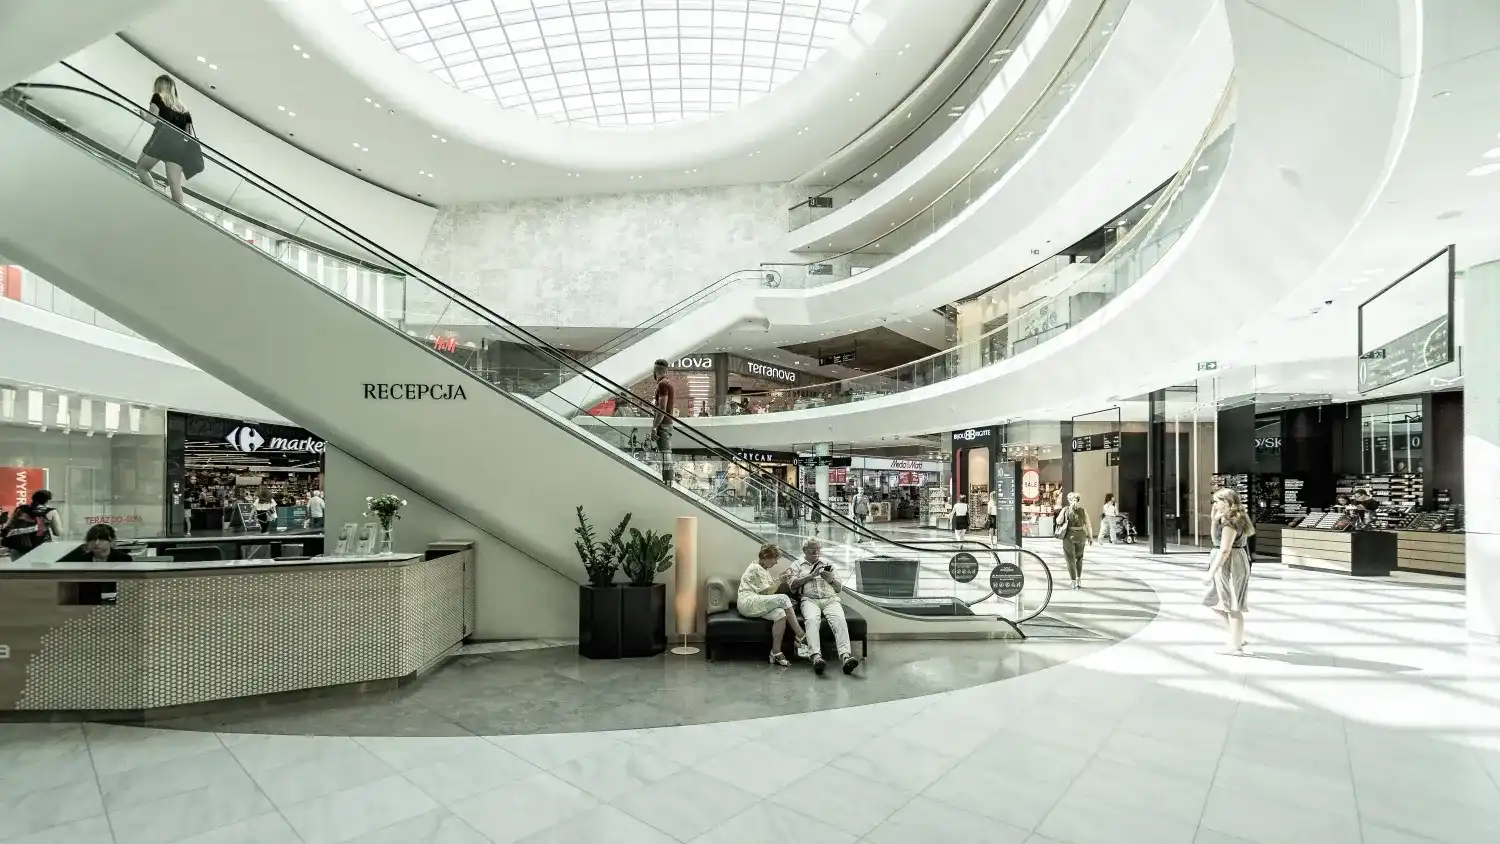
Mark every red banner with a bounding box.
[1,467,45,512]
[0,266,20,301]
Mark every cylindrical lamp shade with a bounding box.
[672,517,699,655]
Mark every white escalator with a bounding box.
[0,67,1060,634]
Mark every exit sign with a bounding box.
[1197,361,1219,371]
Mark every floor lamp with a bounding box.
[671,516,700,655]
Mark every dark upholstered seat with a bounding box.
[702,575,867,661]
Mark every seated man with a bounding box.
[787,538,860,676]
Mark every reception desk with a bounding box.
[0,541,474,714]
[1281,528,1396,577]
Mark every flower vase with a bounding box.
[377,524,394,555]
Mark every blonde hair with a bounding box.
[153,74,185,112]
[1212,487,1251,534]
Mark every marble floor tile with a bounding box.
[400,743,540,805]
[248,741,399,809]
[611,768,760,842]
[1064,756,1214,825]
[921,755,1073,832]
[1036,790,1199,844]
[828,734,960,792]
[779,764,912,837]
[688,802,858,844]
[515,805,678,844]
[342,809,490,844]
[0,779,105,842]
[223,733,366,775]
[96,746,253,811]
[278,774,440,844]
[106,779,273,844]
[172,812,304,844]
[1199,783,1361,844]
[862,796,1030,844]
[448,772,598,844]
[0,815,114,844]
[487,730,630,770]
[690,740,822,798]
[547,742,683,801]
[85,725,226,777]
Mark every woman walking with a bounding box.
[1204,487,1252,655]
[1098,493,1119,543]
[135,74,202,204]
[1055,492,1093,589]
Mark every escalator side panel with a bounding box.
[0,106,761,585]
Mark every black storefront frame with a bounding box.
[166,412,327,537]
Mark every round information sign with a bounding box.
[948,552,979,583]
[989,561,1025,598]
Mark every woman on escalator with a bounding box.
[135,74,202,205]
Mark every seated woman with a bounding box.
[738,544,809,666]
[60,524,133,563]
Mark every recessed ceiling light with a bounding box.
[361,146,369,152]
[352,142,360,147]
[196,56,206,62]
[301,52,310,59]
[287,112,296,117]
[277,105,285,111]
[440,138,447,143]
[208,63,218,70]
[292,44,301,50]
[374,102,381,108]
[419,170,426,175]
[431,134,438,139]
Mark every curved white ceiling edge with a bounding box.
[267,0,940,171]
[550,0,1228,410]
[0,300,285,423]
[787,0,1090,251]
[640,0,1423,448]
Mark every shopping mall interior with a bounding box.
[1,0,1499,841]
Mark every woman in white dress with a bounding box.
[1098,493,1119,543]
[738,544,809,666]
[1204,488,1252,655]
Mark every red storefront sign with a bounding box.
[1,467,45,512]
[0,266,20,301]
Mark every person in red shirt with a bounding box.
[651,359,676,484]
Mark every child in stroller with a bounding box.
[1111,512,1138,544]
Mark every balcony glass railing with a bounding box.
[5,63,1058,627]
[786,0,1067,230]
[751,87,1237,413]
[768,0,1129,289]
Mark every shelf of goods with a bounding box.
[1282,527,1396,577]
[920,485,948,528]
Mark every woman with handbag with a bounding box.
[135,74,203,204]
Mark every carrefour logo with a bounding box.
[225,426,325,454]
[225,426,265,452]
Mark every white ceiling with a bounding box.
[120,0,983,202]
[344,0,864,127]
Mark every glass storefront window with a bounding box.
[0,387,165,540]
[1361,400,1423,474]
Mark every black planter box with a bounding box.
[578,583,666,659]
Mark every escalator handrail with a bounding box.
[12,65,1007,568]
[8,83,401,277]
[764,0,1116,274]
[579,266,776,365]
[786,0,1042,214]
[9,78,1059,624]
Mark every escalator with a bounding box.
[0,63,1055,632]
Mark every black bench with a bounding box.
[702,575,868,661]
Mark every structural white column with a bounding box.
[1466,261,1500,639]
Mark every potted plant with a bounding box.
[615,528,674,657]
[574,506,634,659]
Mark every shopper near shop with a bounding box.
[1055,492,1094,589]
[737,544,810,666]
[30,490,61,543]
[1204,487,1252,656]
[135,75,202,204]
[1,505,42,559]
[809,489,823,533]
[1098,493,1119,543]
[308,490,326,530]
[851,489,870,542]
[788,538,859,675]
[951,497,969,543]
[650,359,675,485]
[987,491,999,542]
[254,491,276,533]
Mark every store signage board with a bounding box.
[362,383,468,400]
[949,552,979,583]
[1356,315,1451,393]
[1070,432,1121,452]
[670,356,715,371]
[952,427,993,443]
[818,351,857,366]
[989,561,1025,598]
[1197,361,1219,371]
[2,467,46,512]
[994,461,1021,546]
[1021,469,1041,502]
[1357,245,1454,394]
[1106,451,1121,467]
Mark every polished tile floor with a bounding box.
[2,544,1497,843]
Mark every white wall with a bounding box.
[57,36,438,264]
[0,0,165,88]
[420,183,849,327]
[323,446,576,641]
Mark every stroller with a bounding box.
[1110,513,1138,544]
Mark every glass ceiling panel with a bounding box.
[344,0,864,126]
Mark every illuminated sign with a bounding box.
[432,336,458,353]
[671,356,715,370]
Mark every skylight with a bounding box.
[345,0,863,127]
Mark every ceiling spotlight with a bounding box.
[301,52,310,59]
[365,97,372,103]
[440,138,447,143]
[292,44,301,50]
[208,63,218,70]
[431,134,438,139]
[352,142,361,147]
[288,111,296,117]
[196,56,206,62]
[374,102,381,108]
[277,105,285,111]
[419,170,426,175]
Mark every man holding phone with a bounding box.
[787,538,859,675]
